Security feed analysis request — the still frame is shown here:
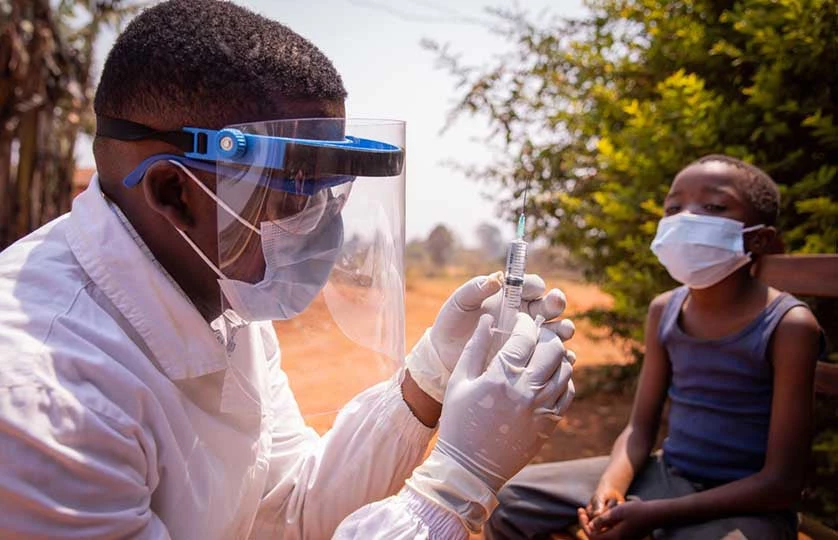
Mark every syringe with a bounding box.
[490,212,529,353]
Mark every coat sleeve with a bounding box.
[332,485,468,540]
[0,382,170,539]
[250,354,466,539]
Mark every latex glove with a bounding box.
[406,273,575,402]
[406,312,574,531]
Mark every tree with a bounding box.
[432,2,838,526]
[428,0,838,349]
[425,223,456,268]
[0,0,138,249]
[475,222,504,261]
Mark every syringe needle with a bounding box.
[518,172,532,239]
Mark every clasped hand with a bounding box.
[434,312,575,492]
[578,496,655,540]
[406,273,575,402]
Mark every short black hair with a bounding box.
[692,154,781,225]
[94,0,347,129]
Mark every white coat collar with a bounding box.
[65,174,228,380]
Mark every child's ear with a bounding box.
[748,226,784,255]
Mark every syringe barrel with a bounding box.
[490,239,529,356]
[505,239,528,283]
[501,241,527,313]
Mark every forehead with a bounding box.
[668,161,748,200]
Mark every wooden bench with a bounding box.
[753,254,838,540]
[754,254,838,396]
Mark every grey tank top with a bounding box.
[659,286,806,485]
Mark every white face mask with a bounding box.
[650,213,763,289]
[171,161,344,321]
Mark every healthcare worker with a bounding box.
[0,1,576,538]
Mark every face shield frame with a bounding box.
[97,115,404,192]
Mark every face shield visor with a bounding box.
[102,116,406,428]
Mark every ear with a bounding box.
[747,226,784,256]
[141,161,205,231]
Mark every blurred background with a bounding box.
[1,0,836,531]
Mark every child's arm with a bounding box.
[588,305,821,536]
[585,293,672,516]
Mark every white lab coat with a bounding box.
[0,176,466,539]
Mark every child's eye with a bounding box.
[704,203,726,212]
[664,205,681,215]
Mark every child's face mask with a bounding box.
[651,213,763,289]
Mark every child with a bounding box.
[485,155,823,540]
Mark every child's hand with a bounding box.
[582,485,625,519]
[578,500,654,540]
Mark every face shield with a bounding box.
[101,116,406,427]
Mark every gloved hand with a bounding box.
[406,312,574,531]
[406,272,575,402]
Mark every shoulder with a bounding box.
[769,301,822,371]
[0,358,152,530]
[0,282,151,431]
[0,217,91,348]
[774,303,821,343]
[0,348,144,430]
[0,353,146,471]
[649,290,673,314]
[0,215,76,285]
[648,287,682,320]
[769,286,820,338]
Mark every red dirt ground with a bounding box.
[276,275,635,457]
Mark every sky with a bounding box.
[79,0,587,247]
